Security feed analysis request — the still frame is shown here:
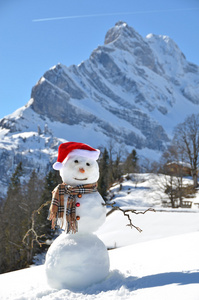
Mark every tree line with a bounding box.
[0,165,62,274]
[0,113,198,274]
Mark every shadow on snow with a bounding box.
[35,269,199,297]
[84,269,199,294]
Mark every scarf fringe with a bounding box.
[67,220,78,234]
[48,211,57,230]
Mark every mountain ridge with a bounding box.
[0,21,199,199]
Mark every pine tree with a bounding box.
[22,170,44,263]
[9,161,23,189]
[98,148,110,200]
[0,203,5,273]
[1,162,28,273]
[123,149,139,174]
[112,154,123,183]
[34,170,62,249]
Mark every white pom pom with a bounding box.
[53,162,63,170]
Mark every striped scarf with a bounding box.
[48,183,98,234]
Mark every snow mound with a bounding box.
[0,232,199,299]
[45,233,110,290]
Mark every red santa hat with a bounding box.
[53,142,100,170]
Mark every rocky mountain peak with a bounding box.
[146,33,186,64]
[146,32,199,82]
[104,21,142,45]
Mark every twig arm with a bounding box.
[105,202,156,233]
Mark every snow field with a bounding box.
[0,230,199,300]
[0,174,199,299]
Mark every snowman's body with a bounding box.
[59,192,106,233]
[45,152,110,290]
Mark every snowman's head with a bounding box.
[53,142,100,186]
[60,155,99,185]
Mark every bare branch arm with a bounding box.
[104,202,155,233]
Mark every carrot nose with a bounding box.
[79,168,85,173]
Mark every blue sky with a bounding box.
[0,0,199,119]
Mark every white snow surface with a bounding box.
[1,174,199,299]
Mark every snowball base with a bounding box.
[45,233,110,290]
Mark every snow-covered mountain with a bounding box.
[0,21,199,199]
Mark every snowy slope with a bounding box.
[1,232,199,300]
[0,174,199,300]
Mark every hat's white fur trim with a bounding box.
[53,162,63,170]
[64,149,100,164]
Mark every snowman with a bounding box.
[45,142,110,290]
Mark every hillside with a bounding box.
[1,173,199,299]
[0,21,199,199]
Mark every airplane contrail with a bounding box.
[32,7,199,22]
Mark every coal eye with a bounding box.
[74,160,79,164]
[86,162,90,166]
